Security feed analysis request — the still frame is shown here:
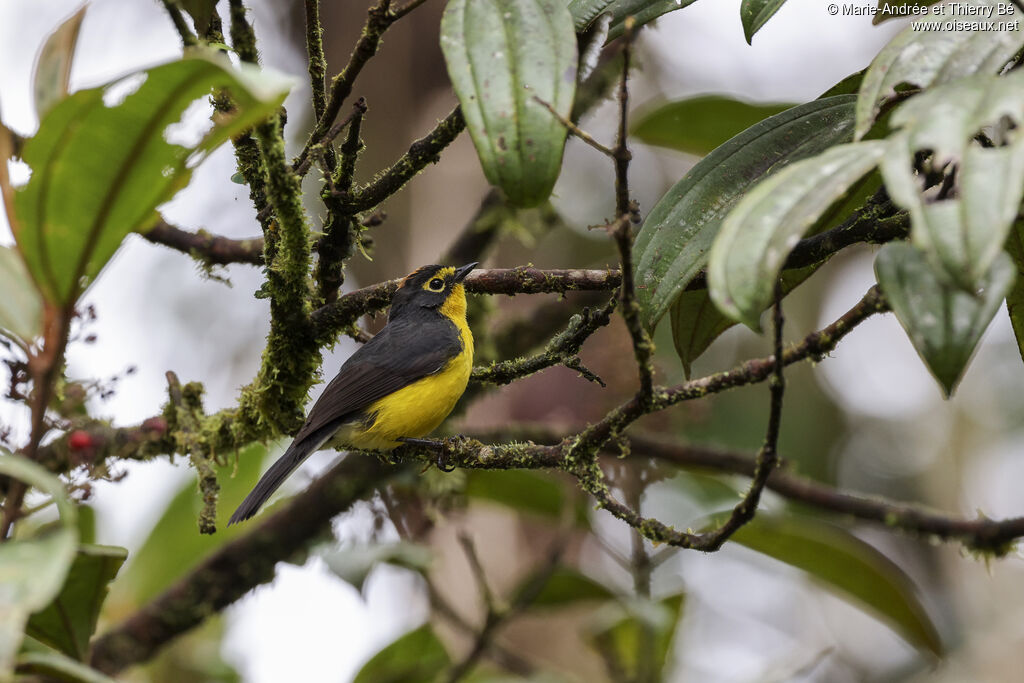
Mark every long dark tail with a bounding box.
[228,429,331,525]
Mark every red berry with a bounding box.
[68,430,92,451]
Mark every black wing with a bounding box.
[293,315,461,443]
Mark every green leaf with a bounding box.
[464,469,565,518]
[740,0,788,44]
[26,544,127,660]
[818,69,865,98]
[730,514,943,656]
[15,649,116,683]
[874,242,1015,397]
[855,0,1024,139]
[514,567,614,609]
[12,54,292,306]
[322,542,432,593]
[880,71,1024,289]
[0,246,43,347]
[33,7,87,119]
[585,594,684,680]
[0,453,77,677]
[634,95,858,332]
[440,0,577,207]
[631,96,792,157]
[568,0,701,38]
[709,141,887,329]
[670,264,816,377]
[353,624,450,683]
[112,443,267,605]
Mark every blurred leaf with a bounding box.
[514,567,614,609]
[26,544,127,660]
[465,469,565,518]
[708,141,887,329]
[113,443,266,605]
[466,674,569,683]
[568,0,700,39]
[174,0,217,35]
[874,242,1014,397]
[441,0,576,207]
[1004,221,1024,365]
[586,594,684,681]
[880,71,1024,289]
[353,624,450,683]
[872,0,943,24]
[730,513,943,656]
[0,246,43,347]
[855,0,1024,139]
[322,542,432,592]
[740,0,787,44]
[12,54,292,306]
[74,506,96,546]
[15,649,115,683]
[33,7,86,119]
[819,69,865,98]
[0,452,77,677]
[634,95,857,332]
[631,96,792,157]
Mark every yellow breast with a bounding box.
[343,284,473,450]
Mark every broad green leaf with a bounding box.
[0,453,77,677]
[585,594,684,681]
[0,246,43,347]
[33,7,87,119]
[464,469,565,518]
[466,674,569,683]
[112,443,266,605]
[441,0,577,207]
[634,95,858,332]
[322,542,432,592]
[709,141,887,329]
[568,0,700,37]
[26,544,127,660]
[740,0,788,44]
[514,567,614,608]
[12,54,292,306]
[731,513,943,656]
[16,649,116,683]
[855,0,1024,139]
[631,96,792,157]
[819,69,865,98]
[880,71,1024,289]
[1004,221,1024,364]
[874,242,1015,397]
[353,624,450,683]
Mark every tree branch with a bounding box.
[143,220,265,266]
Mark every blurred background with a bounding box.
[3,0,1024,681]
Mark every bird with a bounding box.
[228,262,477,524]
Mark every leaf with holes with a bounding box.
[709,141,887,330]
[855,0,1024,139]
[631,95,793,157]
[634,95,858,332]
[875,242,1015,397]
[26,544,128,661]
[740,0,788,44]
[0,452,78,677]
[441,0,576,207]
[731,513,943,656]
[880,70,1024,290]
[12,54,292,307]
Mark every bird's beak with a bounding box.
[453,262,478,282]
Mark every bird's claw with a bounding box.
[397,436,463,472]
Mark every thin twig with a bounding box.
[534,96,616,158]
[160,0,199,46]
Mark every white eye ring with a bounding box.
[428,278,445,291]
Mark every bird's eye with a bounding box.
[428,278,445,291]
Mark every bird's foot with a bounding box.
[397,435,469,472]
